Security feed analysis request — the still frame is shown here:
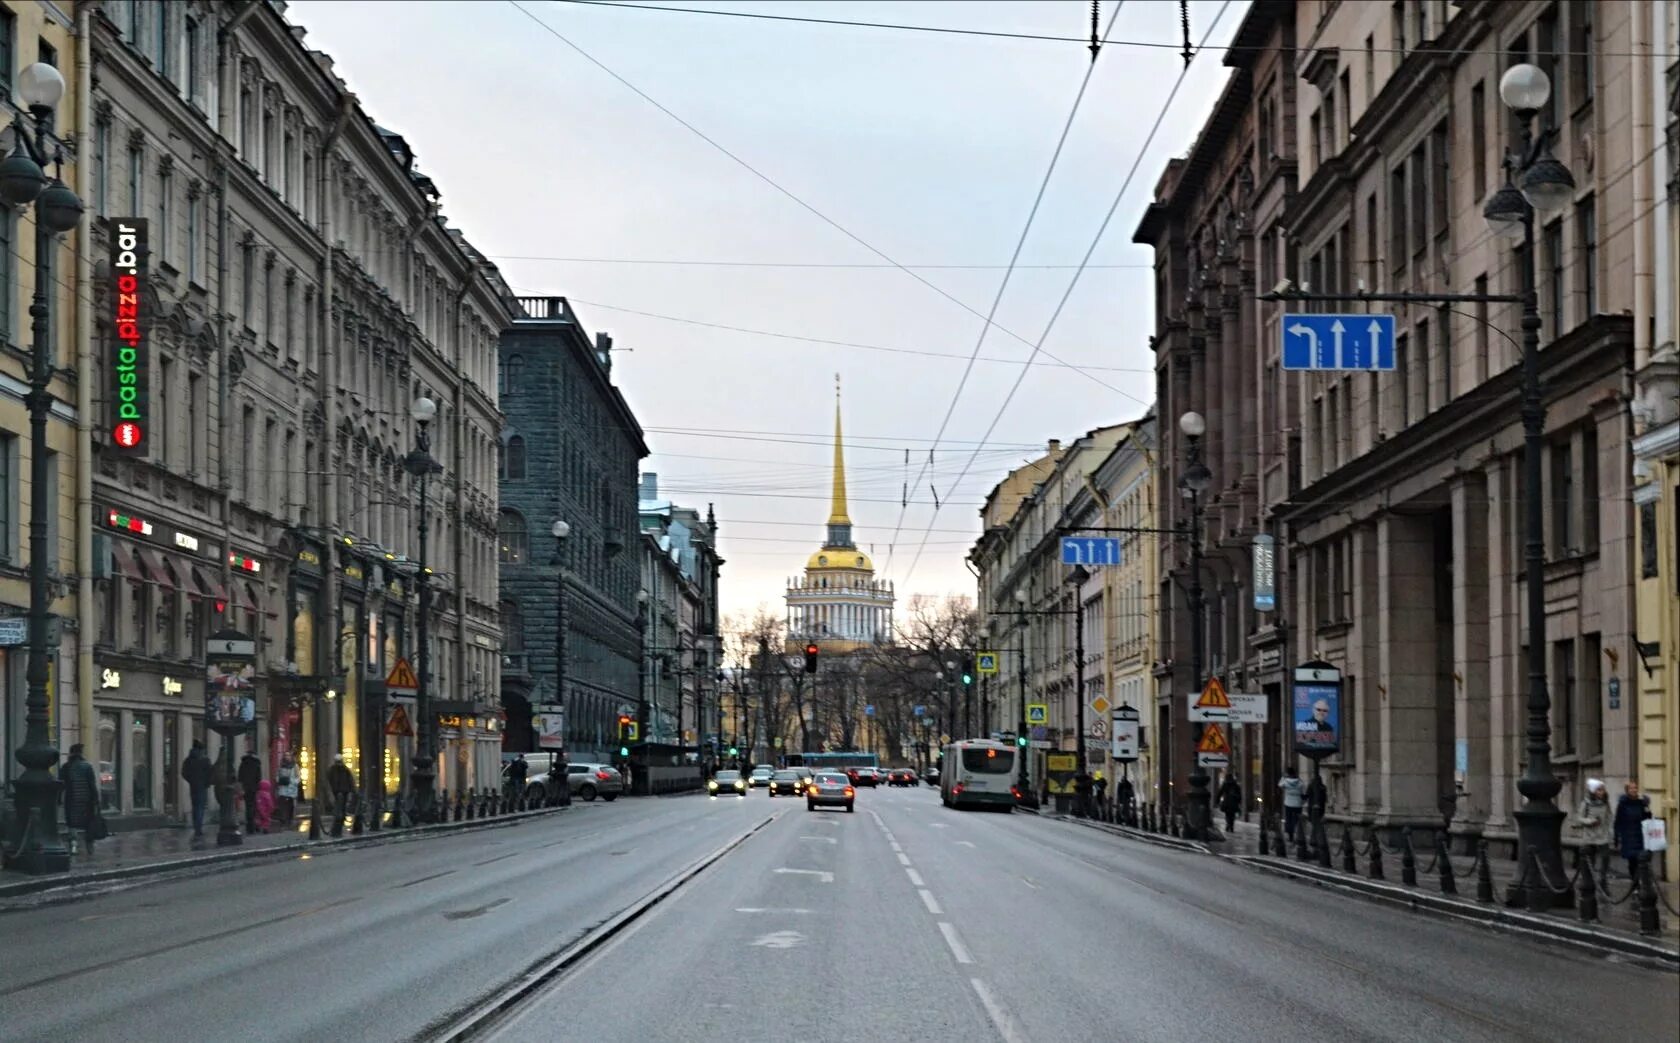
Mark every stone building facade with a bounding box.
[498,296,646,766]
[1275,0,1649,850]
[86,1,512,823]
[639,475,722,757]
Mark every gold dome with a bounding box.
[806,547,874,572]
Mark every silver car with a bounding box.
[805,772,855,813]
[564,762,625,801]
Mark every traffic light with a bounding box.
[728,745,738,757]
[617,714,636,758]
[1016,734,1028,748]
[803,643,819,674]
[961,672,973,686]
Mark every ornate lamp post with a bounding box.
[2,63,85,874]
[404,396,442,822]
[1178,410,1213,840]
[1483,63,1578,909]
[549,520,571,807]
[1015,589,1031,804]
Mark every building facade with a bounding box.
[638,475,723,758]
[87,1,512,824]
[498,296,646,767]
[785,390,894,652]
[1132,0,1295,813]
[0,0,85,802]
[1273,0,1648,851]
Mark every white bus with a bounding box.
[939,739,1019,810]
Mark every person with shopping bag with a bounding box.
[1613,780,1652,882]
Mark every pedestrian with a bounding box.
[1279,766,1305,840]
[1073,771,1094,818]
[508,754,529,801]
[254,779,275,833]
[60,743,101,855]
[1574,778,1612,885]
[326,756,356,831]
[276,754,298,825]
[1613,780,1652,883]
[1218,773,1243,833]
[1116,775,1136,824]
[1093,771,1108,814]
[238,749,263,834]
[181,740,213,838]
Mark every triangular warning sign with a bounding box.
[385,704,414,737]
[386,657,419,690]
[1197,722,1230,754]
[1195,676,1231,709]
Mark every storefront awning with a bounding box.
[193,567,227,603]
[109,541,146,581]
[136,548,176,589]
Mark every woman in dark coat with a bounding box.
[1613,781,1652,881]
[1217,775,1243,833]
[60,743,101,854]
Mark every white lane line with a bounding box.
[918,889,943,915]
[970,978,1026,1043]
[1021,877,1040,890]
[735,908,814,914]
[773,868,835,883]
[905,867,925,887]
[896,852,912,866]
[889,842,902,853]
[954,840,976,848]
[799,836,838,844]
[938,922,974,964]
[929,822,949,829]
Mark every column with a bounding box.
[1376,512,1442,823]
[1451,473,1491,832]
[1484,460,1518,832]
[1350,523,1382,816]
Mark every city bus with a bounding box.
[787,750,879,773]
[939,739,1018,810]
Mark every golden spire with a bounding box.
[828,374,851,526]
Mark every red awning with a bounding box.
[136,548,176,589]
[109,541,145,581]
[193,567,227,603]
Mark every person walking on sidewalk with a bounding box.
[1217,774,1243,833]
[181,741,213,838]
[276,754,297,826]
[60,743,100,855]
[1093,771,1108,815]
[1279,766,1305,840]
[326,757,356,831]
[238,750,263,834]
[507,754,529,801]
[1574,778,1612,885]
[1613,780,1652,883]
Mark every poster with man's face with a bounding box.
[1293,682,1339,757]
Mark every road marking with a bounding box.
[750,930,805,949]
[918,889,943,915]
[773,868,835,883]
[970,978,1026,1043]
[938,922,974,964]
[734,908,813,914]
[929,823,949,829]
[1021,877,1040,890]
[906,867,925,887]
[896,852,912,866]
[889,842,902,852]
[799,836,838,844]
[954,840,976,848]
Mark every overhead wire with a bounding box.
[491,254,1150,270]
[895,0,1235,589]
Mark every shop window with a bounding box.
[131,714,152,810]
[97,711,120,811]
[128,578,149,653]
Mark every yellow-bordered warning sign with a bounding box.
[385,704,414,737]
[1196,721,1230,767]
[386,657,419,692]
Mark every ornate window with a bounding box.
[504,435,526,480]
[498,509,528,564]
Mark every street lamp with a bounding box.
[1178,410,1212,841]
[1482,62,1576,910]
[2,62,83,875]
[404,396,442,822]
[1014,589,1031,803]
[635,590,650,776]
[549,520,571,807]
[1066,564,1090,789]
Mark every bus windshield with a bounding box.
[961,747,1013,774]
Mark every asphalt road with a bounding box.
[0,794,771,1042]
[493,785,1679,1043]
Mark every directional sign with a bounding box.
[1030,725,1048,741]
[386,656,419,694]
[913,704,926,717]
[1195,721,1231,768]
[1282,313,1396,371]
[1188,676,1231,722]
[1026,703,1049,726]
[975,652,999,675]
[1059,536,1122,567]
[1228,692,1269,724]
[864,704,875,717]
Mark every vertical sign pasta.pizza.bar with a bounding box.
[109,219,149,455]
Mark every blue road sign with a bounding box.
[1060,536,1122,567]
[913,705,926,717]
[1281,313,1396,371]
[864,704,875,717]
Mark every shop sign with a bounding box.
[297,548,322,567]
[228,552,262,574]
[100,668,122,689]
[109,218,150,456]
[342,563,364,582]
[174,532,200,552]
[0,618,26,646]
[162,676,184,696]
[107,509,154,536]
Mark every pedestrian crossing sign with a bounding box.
[976,652,999,675]
[1026,703,1048,726]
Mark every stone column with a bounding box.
[1451,473,1491,833]
[1484,460,1518,834]
[1350,522,1382,817]
[1377,512,1442,823]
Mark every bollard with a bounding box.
[1367,828,1384,880]
[1275,817,1289,858]
[369,795,382,832]
[1169,809,1181,837]
[1400,826,1417,887]
[1437,832,1457,895]
[467,790,477,819]
[331,806,345,838]
[1258,813,1270,856]
[1475,840,1494,902]
[1340,826,1357,873]
[1314,819,1332,869]
[1638,854,1662,937]
[308,802,322,841]
[1295,819,1311,863]
[1576,850,1599,923]
[352,802,365,836]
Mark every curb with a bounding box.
[1060,814,1211,855]
[1228,854,1680,969]
[0,804,571,905]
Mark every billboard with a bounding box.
[1292,678,1340,758]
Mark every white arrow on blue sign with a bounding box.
[1282,313,1396,371]
[1060,536,1122,567]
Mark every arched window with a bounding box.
[500,354,524,395]
[505,435,527,480]
[500,599,524,652]
[498,509,527,564]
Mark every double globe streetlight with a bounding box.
[1177,411,1212,841]
[405,396,442,823]
[2,63,85,875]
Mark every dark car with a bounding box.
[708,769,749,798]
[922,767,940,786]
[768,769,805,797]
[847,767,881,787]
[887,768,917,787]
[806,772,855,813]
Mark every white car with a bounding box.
[749,765,775,788]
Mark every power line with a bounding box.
[896,0,1236,589]
[505,0,1130,398]
[492,254,1151,270]
[877,0,1125,578]
[552,0,1678,58]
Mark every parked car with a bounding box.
[563,762,625,801]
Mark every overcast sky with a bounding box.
[288,0,1245,622]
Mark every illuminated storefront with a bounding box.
[435,707,505,797]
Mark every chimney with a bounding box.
[640,473,658,500]
[1048,439,1062,453]
[596,332,613,372]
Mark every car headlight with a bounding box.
[707,782,718,791]
[735,780,746,789]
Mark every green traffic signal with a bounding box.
[962,673,973,685]
[728,746,738,756]
[1016,735,1027,747]
[619,746,629,757]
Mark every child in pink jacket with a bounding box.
[254,779,275,833]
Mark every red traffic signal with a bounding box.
[803,643,819,674]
